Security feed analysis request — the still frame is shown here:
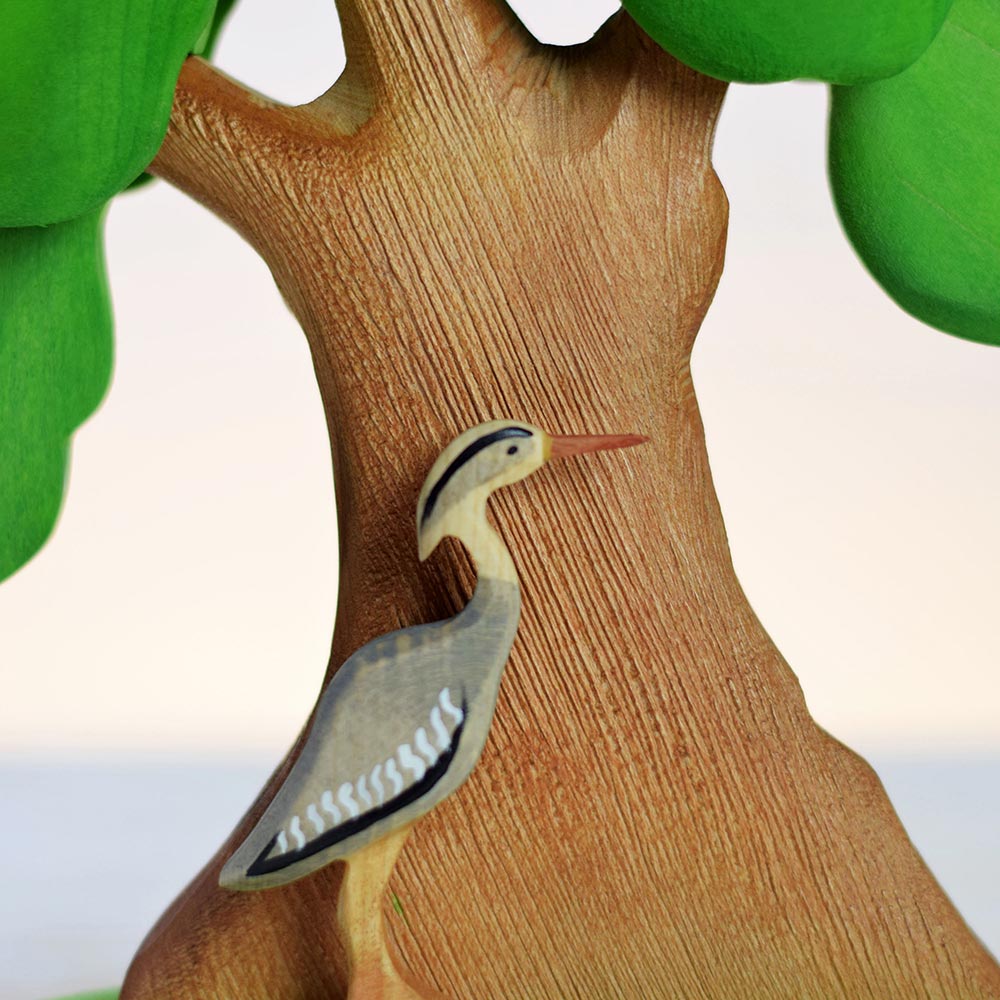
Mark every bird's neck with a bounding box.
[455,498,518,587]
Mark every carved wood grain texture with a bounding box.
[123,2,1000,997]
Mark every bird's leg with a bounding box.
[338,825,444,1000]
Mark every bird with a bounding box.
[217,419,646,997]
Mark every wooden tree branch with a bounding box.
[131,2,1000,997]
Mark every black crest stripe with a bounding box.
[420,426,532,527]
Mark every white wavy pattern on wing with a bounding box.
[271,687,464,858]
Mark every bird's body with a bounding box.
[221,421,551,892]
[218,418,648,978]
[221,574,519,889]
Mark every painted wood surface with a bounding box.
[219,421,643,995]
[122,2,1000,997]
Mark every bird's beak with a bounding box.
[546,432,649,460]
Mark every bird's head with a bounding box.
[417,419,647,561]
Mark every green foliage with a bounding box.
[0,210,113,582]
[0,0,240,582]
[620,0,952,83]
[197,0,241,60]
[390,890,411,929]
[127,0,241,191]
[830,0,1000,345]
[0,0,216,227]
[47,992,119,1000]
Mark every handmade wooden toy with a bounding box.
[219,419,646,996]
[114,7,1000,996]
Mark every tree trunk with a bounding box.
[122,2,1000,997]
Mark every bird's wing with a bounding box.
[219,620,470,890]
[244,683,467,880]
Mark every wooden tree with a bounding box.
[109,1,1000,998]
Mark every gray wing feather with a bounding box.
[219,578,518,891]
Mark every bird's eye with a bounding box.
[507,445,519,455]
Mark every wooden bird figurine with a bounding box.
[220,419,647,997]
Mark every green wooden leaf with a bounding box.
[197,0,241,59]
[830,0,1000,345]
[1,209,113,582]
[620,0,952,83]
[0,0,215,227]
[128,0,242,192]
[46,992,119,1000]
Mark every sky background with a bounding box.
[1,3,998,997]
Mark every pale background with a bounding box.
[1,2,997,997]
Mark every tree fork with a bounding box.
[123,2,1000,997]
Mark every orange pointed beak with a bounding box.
[547,432,649,460]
